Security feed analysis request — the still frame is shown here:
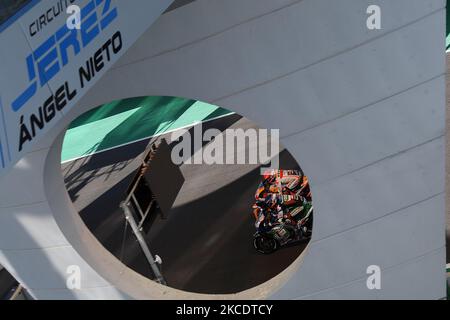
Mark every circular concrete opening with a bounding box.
[57,96,313,296]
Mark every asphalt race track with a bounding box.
[0,267,18,299]
[61,115,309,294]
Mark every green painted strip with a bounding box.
[61,96,232,162]
[447,1,450,50]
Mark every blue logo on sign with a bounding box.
[11,0,118,112]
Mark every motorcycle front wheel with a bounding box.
[253,234,278,254]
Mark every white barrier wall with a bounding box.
[0,0,446,299]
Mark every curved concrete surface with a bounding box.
[0,0,446,299]
[62,113,308,294]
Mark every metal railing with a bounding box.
[119,142,166,285]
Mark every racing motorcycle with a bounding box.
[253,202,313,254]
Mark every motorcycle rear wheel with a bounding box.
[253,234,278,254]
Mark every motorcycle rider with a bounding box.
[254,175,278,200]
[281,175,311,201]
[282,195,313,236]
[253,195,292,233]
[253,171,313,233]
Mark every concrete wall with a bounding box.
[0,0,446,299]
